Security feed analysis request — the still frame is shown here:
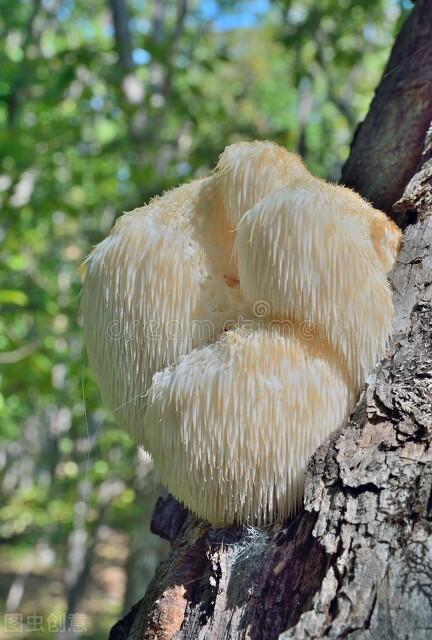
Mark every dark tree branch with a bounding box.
[109,0,134,73]
[341,0,432,217]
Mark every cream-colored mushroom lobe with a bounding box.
[143,323,352,526]
[235,181,396,391]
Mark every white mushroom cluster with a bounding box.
[81,141,401,525]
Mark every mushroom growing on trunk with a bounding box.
[81,141,401,525]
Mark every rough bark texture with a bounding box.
[341,0,432,219]
[109,5,432,639]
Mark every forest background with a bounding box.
[0,0,411,637]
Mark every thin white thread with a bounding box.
[81,349,91,504]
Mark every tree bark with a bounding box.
[109,5,432,639]
[341,0,432,219]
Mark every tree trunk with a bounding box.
[341,0,432,218]
[109,4,432,638]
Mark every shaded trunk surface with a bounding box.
[341,0,432,219]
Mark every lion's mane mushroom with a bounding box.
[81,141,402,525]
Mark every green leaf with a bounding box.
[0,289,29,306]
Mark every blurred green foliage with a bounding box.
[0,0,408,637]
